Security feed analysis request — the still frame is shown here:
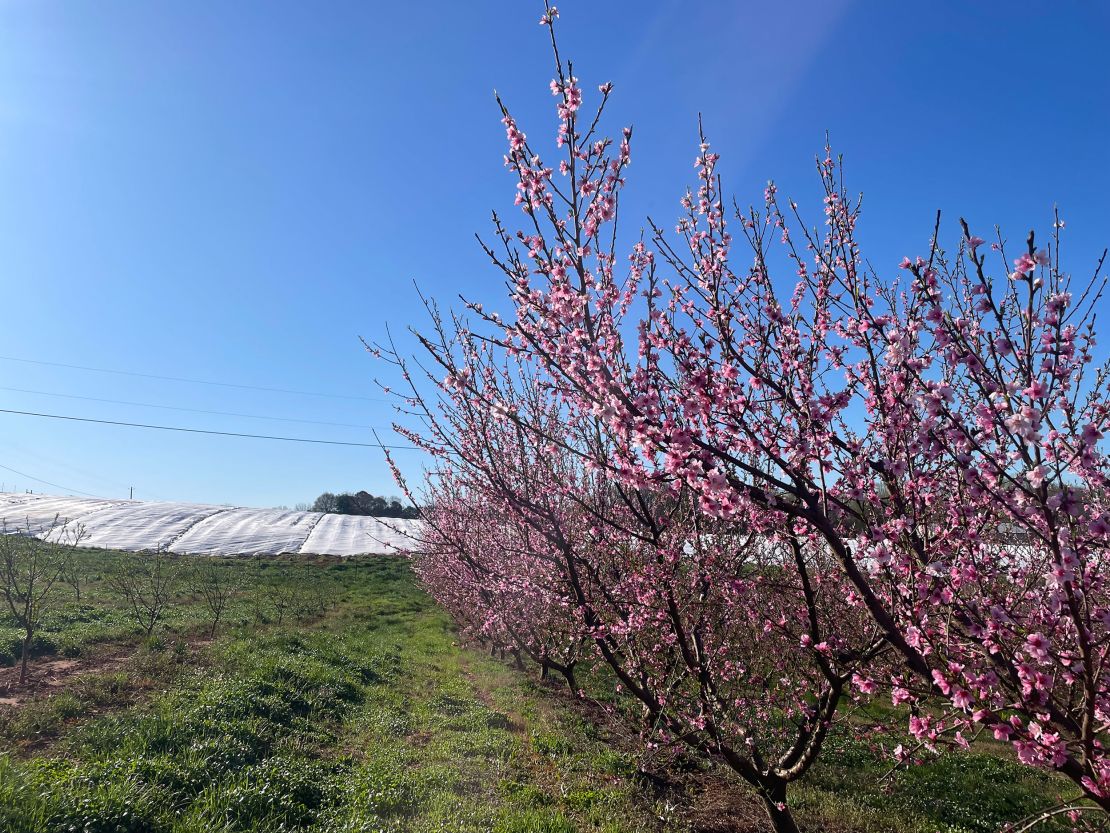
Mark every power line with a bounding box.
[0,441,167,501]
[0,385,384,430]
[0,355,388,402]
[0,462,105,498]
[0,408,417,450]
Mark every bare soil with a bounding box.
[0,647,132,707]
[0,636,212,709]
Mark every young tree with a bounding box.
[292,571,333,619]
[106,553,180,636]
[59,549,88,602]
[188,558,243,636]
[0,519,87,684]
[260,568,297,625]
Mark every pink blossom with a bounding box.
[1013,252,1037,274]
[1082,424,1103,446]
[1025,633,1051,661]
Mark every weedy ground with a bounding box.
[0,552,1083,832]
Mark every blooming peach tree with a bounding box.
[383,4,1110,829]
[382,319,889,832]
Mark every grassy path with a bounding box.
[0,558,671,833]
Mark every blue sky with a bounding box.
[0,1,1107,508]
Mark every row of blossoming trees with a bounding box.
[378,8,1110,832]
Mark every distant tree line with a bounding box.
[309,491,420,519]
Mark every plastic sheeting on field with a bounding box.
[0,492,421,557]
[301,511,421,558]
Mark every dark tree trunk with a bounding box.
[537,658,579,694]
[19,628,32,685]
[560,663,578,694]
[758,780,800,833]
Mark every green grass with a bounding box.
[0,551,1091,832]
[789,727,1077,833]
[0,556,668,832]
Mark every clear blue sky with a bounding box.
[0,1,1107,508]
